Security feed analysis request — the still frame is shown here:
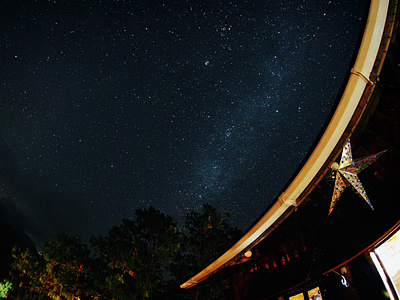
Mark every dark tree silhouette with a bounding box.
[7,205,239,299]
[91,206,180,299]
[172,203,241,299]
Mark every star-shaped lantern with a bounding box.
[328,139,386,215]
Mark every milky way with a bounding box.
[0,0,368,246]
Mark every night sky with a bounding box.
[0,0,368,248]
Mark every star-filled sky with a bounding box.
[0,0,368,247]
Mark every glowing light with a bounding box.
[244,250,252,258]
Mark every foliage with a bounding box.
[7,204,240,299]
[91,206,180,299]
[9,235,101,299]
[0,279,12,298]
[172,203,241,299]
[178,203,241,276]
[8,246,48,299]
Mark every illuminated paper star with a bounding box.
[328,139,386,215]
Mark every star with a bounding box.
[328,139,386,215]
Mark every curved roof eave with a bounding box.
[181,0,390,290]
